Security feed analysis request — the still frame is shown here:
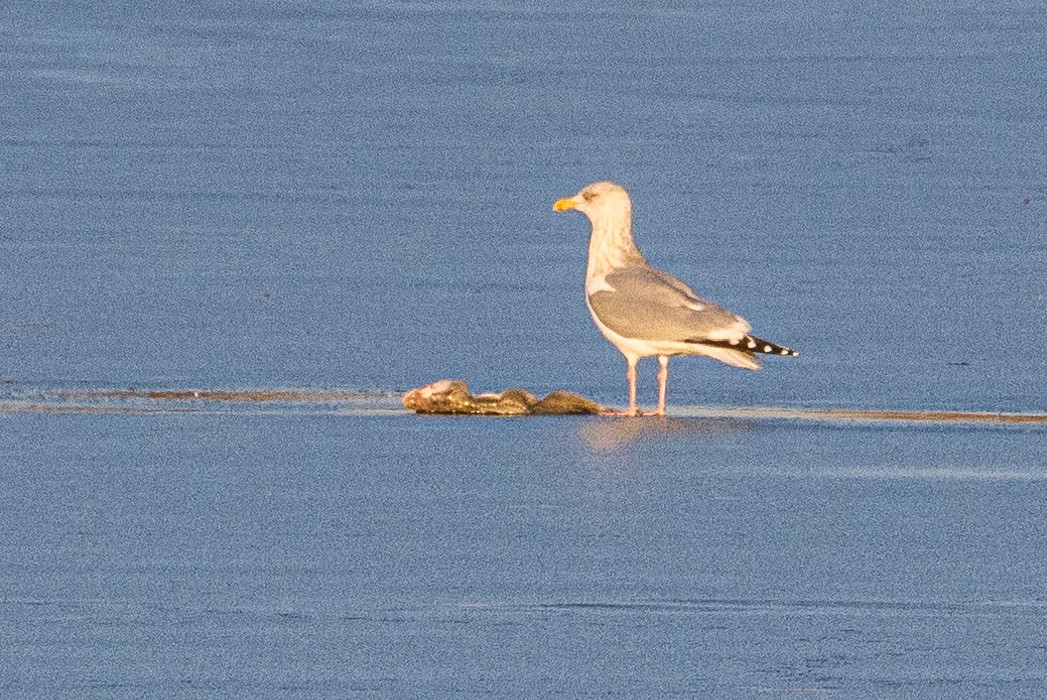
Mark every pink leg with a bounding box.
[601,357,641,417]
[626,358,639,416]
[655,356,669,416]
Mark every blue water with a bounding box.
[2,2,1047,696]
[3,411,1047,696]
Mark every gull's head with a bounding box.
[553,181,632,222]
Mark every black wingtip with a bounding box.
[694,335,798,357]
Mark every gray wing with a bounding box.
[588,264,750,342]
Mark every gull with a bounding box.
[553,181,797,417]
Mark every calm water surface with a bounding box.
[2,1,1047,696]
[3,411,1047,696]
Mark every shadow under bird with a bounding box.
[553,181,797,417]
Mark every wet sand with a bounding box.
[5,386,1047,426]
[4,400,1047,695]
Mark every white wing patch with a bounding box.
[586,273,616,295]
[702,314,751,342]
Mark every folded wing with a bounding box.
[588,264,751,343]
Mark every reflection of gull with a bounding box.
[578,417,755,453]
[554,181,797,417]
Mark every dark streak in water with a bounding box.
[0,402,205,415]
[491,597,1047,617]
[1,388,1046,427]
[64,388,373,402]
[0,387,402,415]
[676,405,1047,426]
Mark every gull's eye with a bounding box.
[582,191,596,202]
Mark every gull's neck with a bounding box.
[585,208,646,282]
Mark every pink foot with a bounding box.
[600,408,640,417]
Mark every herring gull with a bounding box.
[553,181,797,417]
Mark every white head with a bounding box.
[553,181,643,275]
[552,181,632,223]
